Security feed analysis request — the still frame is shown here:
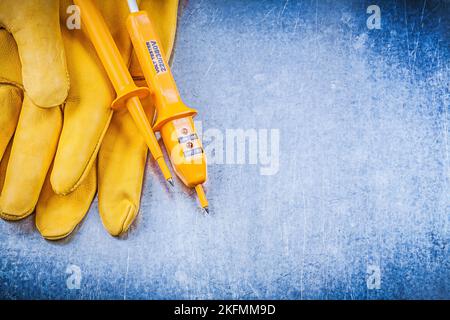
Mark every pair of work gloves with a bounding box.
[0,0,178,239]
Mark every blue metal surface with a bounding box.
[0,0,449,299]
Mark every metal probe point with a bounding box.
[203,207,210,215]
[167,178,175,187]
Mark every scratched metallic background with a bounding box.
[0,0,449,299]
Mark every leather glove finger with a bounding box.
[49,26,114,195]
[0,97,62,220]
[97,90,153,236]
[35,162,97,240]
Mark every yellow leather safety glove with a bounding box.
[0,0,179,239]
[0,0,134,220]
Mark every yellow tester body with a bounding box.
[127,11,209,211]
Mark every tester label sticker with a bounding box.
[146,40,167,74]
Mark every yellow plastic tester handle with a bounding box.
[127,10,209,210]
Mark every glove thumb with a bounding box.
[0,0,69,107]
